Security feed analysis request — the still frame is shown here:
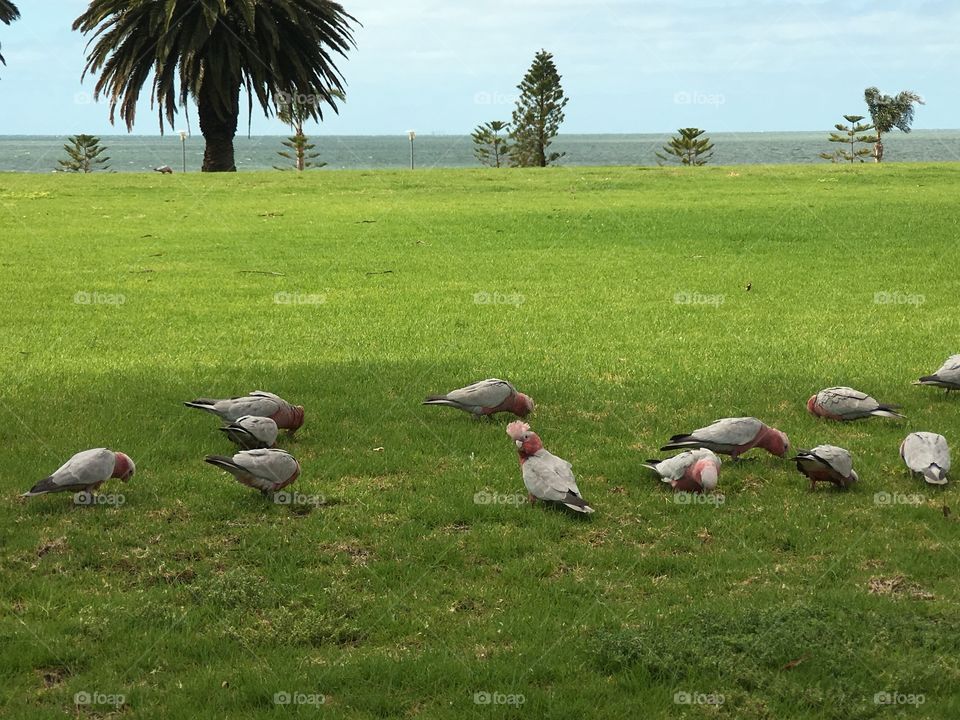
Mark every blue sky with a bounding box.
[0,0,955,135]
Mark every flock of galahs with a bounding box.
[19,355,959,511]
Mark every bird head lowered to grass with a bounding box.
[505,421,594,514]
[792,445,858,491]
[185,390,304,434]
[900,432,951,486]
[424,378,534,419]
[807,387,904,421]
[660,417,790,461]
[642,448,721,494]
[914,355,960,394]
[21,448,135,498]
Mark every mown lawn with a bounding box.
[1,164,959,719]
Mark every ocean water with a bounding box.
[1,130,958,173]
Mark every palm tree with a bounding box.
[73,0,356,172]
[0,1,20,68]
[863,87,924,163]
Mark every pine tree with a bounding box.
[276,134,323,171]
[655,128,714,166]
[509,50,568,167]
[274,91,336,171]
[471,121,510,167]
[863,87,924,162]
[818,115,877,163]
[57,134,110,173]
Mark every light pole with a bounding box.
[179,130,187,173]
[407,130,416,170]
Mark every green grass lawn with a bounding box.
[1,164,959,719]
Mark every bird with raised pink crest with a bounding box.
[505,421,594,514]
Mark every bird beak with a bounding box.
[515,440,523,449]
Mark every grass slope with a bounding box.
[1,164,959,719]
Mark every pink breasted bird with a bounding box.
[900,432,951,486]
[505,421,594,514]
[185,390,304,433]
[660,417,789,460]
[914,355,960,394]
[204,448,300,495]
[792,445,858,491]
[807,387,904,421]
[423,378,533,419]
[219,415,278,450]
[642,449,721,493]
[22,448,136,498]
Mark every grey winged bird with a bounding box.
[642,449,721,493]
[807,386,904,420]
[506,421,594,514]
[914,355,960,393]
[185,390,304,432]
[900,432,951,486]
[22,448,136,498]
[792,445,858,490]
[219,415,278,450]
[423,378,533,418]
[204,448,301,495]
[660,416,789,460]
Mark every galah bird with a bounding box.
[914,355,960,393]
[185,390,304,433]
[219,415,278,450]
[792,445,858,491]
[204,448,300,495]
[807,387,904,420]
[642,449,721,493]
[660,417,790,460]
[423,378,533,418]
[22,448,135,498]
[505,421,594,513]
[900,432,951,486]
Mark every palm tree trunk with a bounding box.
[198,81,240,172]
[873,131,883,163]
